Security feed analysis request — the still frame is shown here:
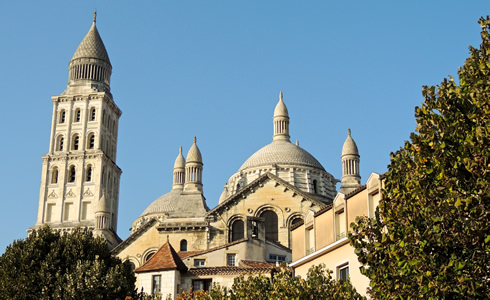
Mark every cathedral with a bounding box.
[31,14,364,297]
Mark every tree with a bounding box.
[175,264,365,300]
[0,225,137,300]
[349,17,490,299]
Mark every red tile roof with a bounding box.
[135,239,188,273]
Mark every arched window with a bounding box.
[51,167,59,184]
[312,180,318,194]
[180,240,188,252]
[236,184,241,192]
[291,217,303,226]
[90,107,96,121]
[144,251,155,262]
[86,165,92,182]
[88,133,95,149]
[72,135,80,150]
[59,110,66,123]
[57,136,64,151]
[231,219,244,242]
[68,166,76,183]
[128,261,136,272]
[74,109,81,122]
[261,210,278,241]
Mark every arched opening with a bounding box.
[312,180,318,194]
[90,107,96,121]
[57,136,64,151]
[74,109,81,122]
[51,167,58,184]
[231,219,244,242]
[68,166,76,183]
[59,110,66,123]
[261,210,278,241]
[180,240,188,252]
[144,251,155,262]
[86,165,92,182]
[88,133,95,149]
[72,135,80,150]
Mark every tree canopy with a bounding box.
[349,17,490,299]
[176,264,365,300]
[0,226,137,300]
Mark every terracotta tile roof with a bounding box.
[135,239,188,273]
[239,260,276,268]
[314,203,333,217]
[345,184,367,199]
[188,266,277,276]
[290,219,304,231]
[178,250,204,259]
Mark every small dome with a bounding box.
[273,92,289,117]
[239,140,325,171]
[174,147,185,169]
[342,129,359,156]
[71,22,111,64]
[186,137,202,163]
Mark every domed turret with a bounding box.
[273,91,290,142]
[66,11,112,93]
[184,137,203,193]
[340,129,361,193]
[95,191,111,230]
[173,147,185,190]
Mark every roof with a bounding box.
[273,94,289,117]
[135,239,188,273]
[186,137,202,163]
[139,189,209,218]
[239,140,326,171]
[174,146,185,169]
[187,265,277,276]
[341,129,359,156]
[71,22,111,64]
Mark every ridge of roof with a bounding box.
[135,239,188,273]
[112,219,157,254]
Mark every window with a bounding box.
[57,136,64,151]
[63,203,72,221]
[81,202,89,220]
[88,133,95,149]
[68,166,76,183]
[152,275,161,294]
[236,183,241,192]
[369,191,381,218]
[51,167,59,184]
[194,259,206,267]
[74,109,81,122]
[59,110,66,123]
[337,264,349,282]
[46,204,55,222]
[144,251,155,262]
[261,210,278,241]
[72,135,79,150]
[269,254,286,262]
[86,165,92,182]
[335,209,346,240]
[192,279,212,292]
[180,239,187,251]
[90,107,96,121]
[312,180,318,194]
[231,219,244,242]
[227,254,236,266]
[128,261,136,272]
[306,226,315,254]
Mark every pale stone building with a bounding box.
[31,14,374,299]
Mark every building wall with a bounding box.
[138,270,180,299]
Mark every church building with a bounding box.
[31,14,370,298]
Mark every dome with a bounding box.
[186,137,202,163]
[239,140,325,171]
[341,129,359,156]
[273,92,289,117]
[140,189,181,217]
[174,146,185,169]
[71,22,111,64]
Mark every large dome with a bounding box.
[239,140,325,171]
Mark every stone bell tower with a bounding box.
[31,12,122,248]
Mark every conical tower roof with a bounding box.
[342,129,359,156]
[135,237,188,273]
[273,91,289,117]
[186,137,202,163]
[71,13,111,64]
[174,146,185,169]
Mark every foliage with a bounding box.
[349,17,490,299]
[175,264,365,300]
[0,225,137,300]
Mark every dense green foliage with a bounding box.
[0,226,137,300]
[349,17,490,299]
[175,264,365,300]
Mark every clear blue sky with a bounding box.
[0,1,486,254]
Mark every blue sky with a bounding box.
[0,1,487,253]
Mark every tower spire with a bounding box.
[340,128,361,193]
[273,91,290,142]
[93,9,97,23]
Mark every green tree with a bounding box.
[349,17,490,299]
[176,264,365,300]
[0,225,137,300]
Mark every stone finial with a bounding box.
[93,9,97,23]
[348,128,351,136]
[296,140,299,146]
[167,235,169,243]
[279,91,283,102]
[193,136,197,144]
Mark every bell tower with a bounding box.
[31,12,122,248]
